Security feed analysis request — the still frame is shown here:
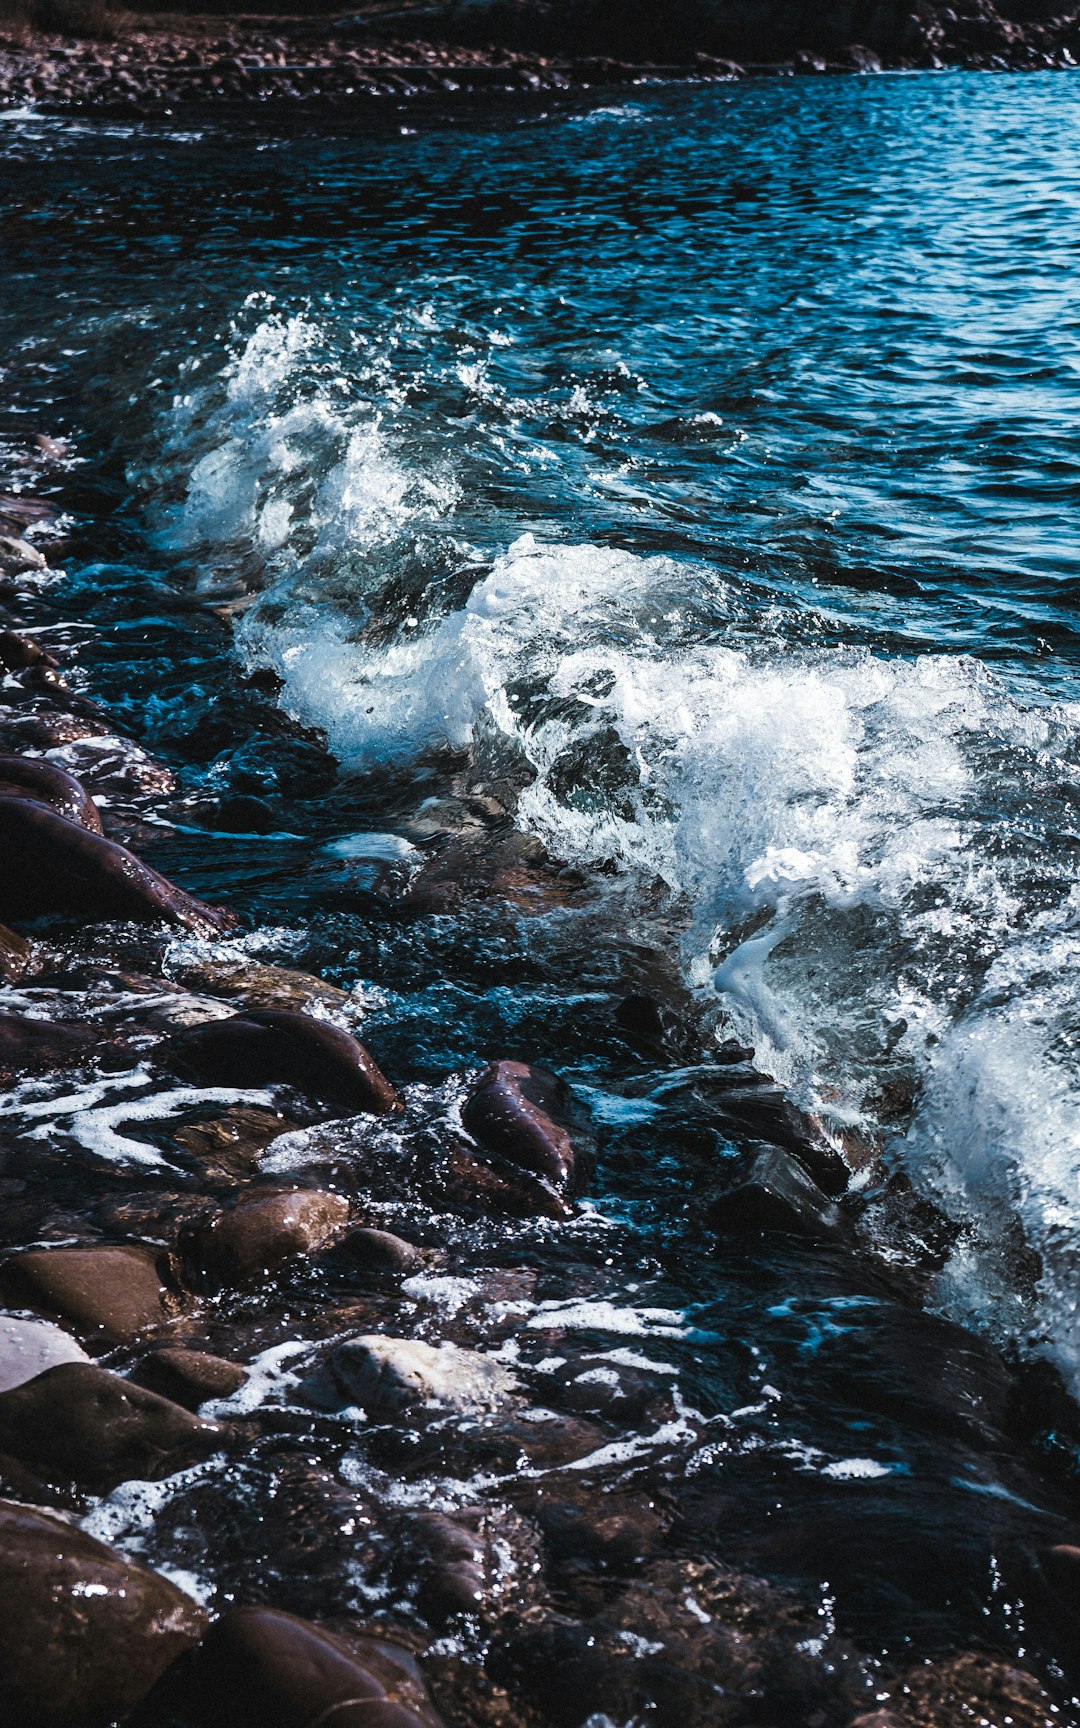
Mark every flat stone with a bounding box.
[318,1335,520,1418]
[0,1361,224,1491]
[0,1497,207,1725]
[191,1189,350,1286]
[0,1244,183,1345]
[0,1313,89,1392]
[130,1344,248,1410]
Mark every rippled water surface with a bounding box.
[7,71,1080,1698]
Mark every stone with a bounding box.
[0,752,103,830]
[707,1147,849,1241]
[0,534,46,572]
[0,1243,182,1344]
[0,1313,89,1391]
[168,954,355,1017]
[0,1361,224,1490]
[0,919,34,980]
[0,796,233,933]
[0,1497,207,1726]
[182,1607,437,1728]
[0,1010,98,1078]
[316,1335,520,1419]
[131,1344,248,1409]
[461,1059,576,1188]
[322,1226,421,1277]
[0,630,60,673]
[189,1189,350,1286]
[164,1008,401,1115]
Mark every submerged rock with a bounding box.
[0,1243,184,1345]
[0,1313,89,1392]
[322,1225,422,1278]
[0,1497,207,1727]
[163,1007,401,1115]
[461,1059,577,1188]
[0,1010,99,1079]
[0,1360,224,1490]
[168,954,357,1018]
[314,1335,520,1419]
[0,796,232,933]
[188,1189,350,1287]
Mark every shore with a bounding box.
[1,0,1080,115]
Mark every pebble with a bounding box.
[0,1497,207,1725]
[321,1225,421,1277]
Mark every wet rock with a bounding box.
[188,1189,350,1286]
[537,1492,665,1574]
[313,1335,520,1419]
[0,1360,224,1490]
[461,1059,577,1188]
[0,1497,207,1726]
[708,1147,849,1241]
[182,1607,439,1728]
[322,1225,421,1277]
[0,629,60,674]
[0,752,102,829]
[0,1312,89,1391]
[0,1243,184,1345]
[0,1009,98,1078]
[171,1103,300,1177]
[131,1344,248,1409]
[445,1139,575,1221]
[0,919,34,980]
[168,953,356,1017]
[863,1650,1060,1727]
[0,534,46,573]
[163,1007,401,1114]
[396,1509,488,1622]
[0,796,232,933]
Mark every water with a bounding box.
[6,70,1080,1711]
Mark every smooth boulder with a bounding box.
[182,1607,437,1728]
[0,1243,182,1344]
[131,1344,248,1410]
[190,1189,349,1287]
[461,1059,576,1188]
[164,1008,401,1115]
[0,795,232,932]
[0,754,102,831]
[0,1361,224,1490]
[0,1498,207,1727]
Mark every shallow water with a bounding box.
[6,70,1080,1712]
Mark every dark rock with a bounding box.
[163,1007,401,1115]
[0,630,59,674]
[708,1147,849,1241]
[0,1312,89,1391]
[0,1361,224,1490]
[445,1140,575,1221]
[168,954,355,1017]
[0,753,103,830]
[131,1344,248,1409]
[188,1189,350,1286]
[182,1607,437,1728]
[0,796,233,933]
[0,1243,184,1345]
[0,1010,98,1079]
[0,1497,207,1726]
[461,1059,577,1188]
[321,1225,421,1277]
[0,919,35,980]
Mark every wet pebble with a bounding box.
[0,1242,185,1345]
[131,1343,248,1409]
[462,1059,577,1190]
[188,1189,350,1287]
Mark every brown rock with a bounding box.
[168,954,355,1017]
[0,753,103,831]
[0,1497,207,1726]
[183,1607,437,1728]
[190,1189,349,1286]
[0,1011,98,1079]
[0,1243,183,1345]
[131,1344,247,1409]
[0,919,34,980]
[163,1008,401,1115]
[0,1361,224,1490]
[323,1225,421,1277]
[461,1059,576,1188]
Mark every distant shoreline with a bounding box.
[1,4,1078,117]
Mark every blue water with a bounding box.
[7,71,1080,1705]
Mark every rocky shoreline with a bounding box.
[1,0,1080,117]
[1,415,1080,1726]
